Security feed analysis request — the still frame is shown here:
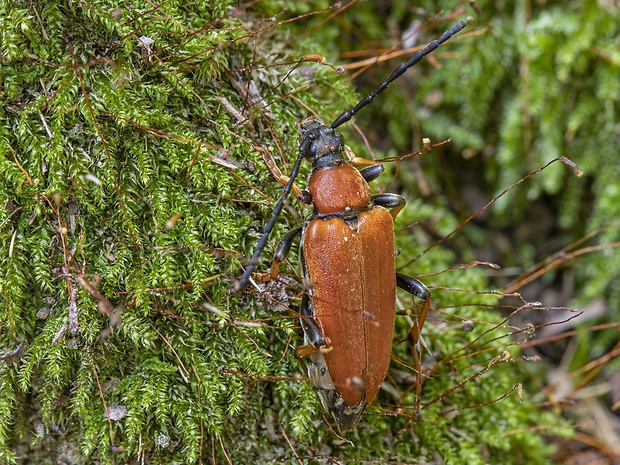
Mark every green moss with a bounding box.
[0,1,584,463]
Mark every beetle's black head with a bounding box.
[296,117,345,167]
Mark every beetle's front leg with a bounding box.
[373,193,406,220]
[358,163,385,183]
[268,226,302,280]
[261,149,309,203]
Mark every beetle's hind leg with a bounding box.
[396,273,430,343]
[296,295,365,432]
[297,293,329,351]
[396,273,431,417]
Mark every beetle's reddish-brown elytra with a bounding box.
[234,20,467,431]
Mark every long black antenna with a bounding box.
[330,20,466,129]
[234,20,467,291]
[234,139,310,291]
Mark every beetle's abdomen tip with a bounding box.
[333,401,366,432]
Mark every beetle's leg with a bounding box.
[358,163,385,183]
[296,293,331,358]
[396,273,431,343]
[261,149,309,202]
[300,293,326,347]
[345,142,387,171]
[342,145,371,166]
[269,226,302,280]
[396,272,431,416]
[373,193,406,220]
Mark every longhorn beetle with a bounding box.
[234,20,467,431]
